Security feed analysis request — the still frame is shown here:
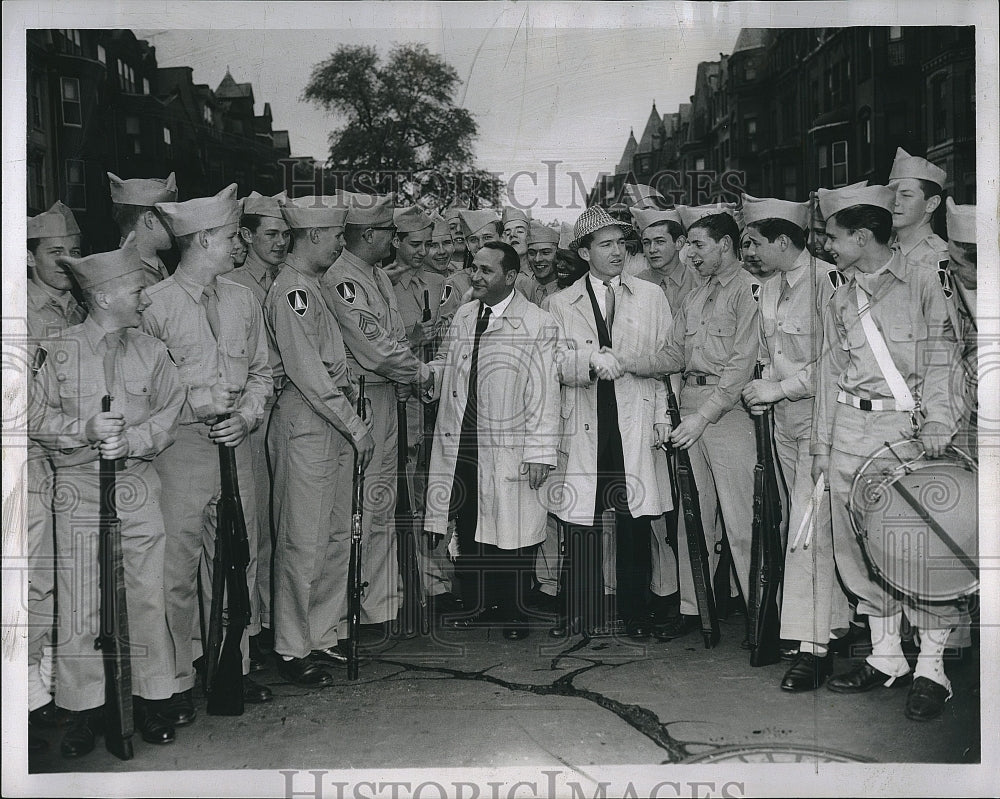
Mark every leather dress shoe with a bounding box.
[780,652,833,692]
[526,590,560,617]
[430,592,465,615]
[29,699,57,728]
[779,641,800,661]
[278,656,334,688]
[60,710,101,758]
[447,605,502,630]
[133,698,176,745]
[827,661,912,693]
[162,690,196,727]
[311,644,349,666]
[243,676,273,704]
[652,614,699,642]
[253,626,275,655]
[548,616,574,638]
[905,676,952,720]
[502,619,530,640]
[626,620,651,640]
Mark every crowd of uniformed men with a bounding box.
[24,144,979,759]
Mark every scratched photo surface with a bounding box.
[3,2,997,798]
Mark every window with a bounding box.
[818,143,829,187]
[163,126,171,145]
[143,77,150,95]
[889,27,903,41]
[695,157,706,171]
[60,29,82,55]
[60,77,82,126]
[65,159,86,209]
[202,104,213,125]
[859,109,873,173]
[931,74,949,144]
[117,61,136,93]
[29,74,44,129]
[745,118,758,153]
[832,140,848,187]
[745,63,756,81]
[28,158,45,211]
[125,116,141,154]
[163,126,173,157]
[783,166,797,201]
[97,44,106,64]
[888,27,905,67]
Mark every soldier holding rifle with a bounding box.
[739,194,849,688]
[265,195,374,686]
[141,185,274,724]
[29,239,184,757]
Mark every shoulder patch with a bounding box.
[828,269,846,289]
[357,311,382,341]
[750,282,761,302]
[937,267,953,299]
[286,289,309,316]
[441,285,454,305]
[336,281,357,304]
[31,345,48,376]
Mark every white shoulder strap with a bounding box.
[854,285,915,411]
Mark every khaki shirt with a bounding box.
[757,249,836,402]
[227,249,278,308]
[322,249,427,386]
[632,263,759,424]
[265,259,368,444]
[391,267,441,354]
[141,271,272,429]
[894,225,949,274]
[29,316,183,468]
[634,261,699,316]
[812,249,961,455]
[523,274,561,308]
[27,279,86,341]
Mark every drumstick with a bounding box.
[803,473,825,550]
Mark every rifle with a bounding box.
[98,394,134,760]
[394,390,427,637]
[348,377,368,679]
[419,289,439,463]
[664,382,720,648]
[747,362,784,667]
[204,413,252,715]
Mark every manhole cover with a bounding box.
[684,744,874,763]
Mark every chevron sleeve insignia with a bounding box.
[357,311,381,341]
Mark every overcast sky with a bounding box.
[135,14,743,222]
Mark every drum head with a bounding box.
[850,445,978,602]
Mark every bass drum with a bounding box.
[848,441,978,602]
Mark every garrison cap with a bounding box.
[243,190,287,219]
[741,193,809,229]
[444,205,466,222]
[345,194,394,227]
[108,172,178,205]
[157,183,240,237]
[428,212,452,238]
[818,184,895,220]
[676,202,738,232]
[945,197,975,243]
[623,183,664,209]
[279,195,349,229]
[527,220,560,245]
[60,233,144,290]
[28,201,81,239]
[571,206,634,250]
[393,205,434,234]
[888,147,947,188]
[459,209,500,237]
[501,206,531,228]
[630,207,683,235]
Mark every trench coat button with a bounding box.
[584,424,590,431]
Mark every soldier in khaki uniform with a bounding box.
[523,221,562,308]
[445,205,468,271]
[621,212,759,642]
[739,194,850,691]
[421,213,464,332]
[887,148,949,274]
[142,185,274,724]
[25,203,86,742]
[630,207,695,316]
[228,190,290,657]
[384,206,459,609]
[501,206,534,297]
[265,195,375,685]
[29,240,184,756]
[321,194,433,630]
[459,210,500,258]
[813,184,964,721]
[107,172,178,285]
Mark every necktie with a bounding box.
[102,330,124,396]
[603,280,616,332]
[468,305,492,404]
[201,283,221,340]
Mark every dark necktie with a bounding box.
[201,283,221,340]
[465,305,492,424]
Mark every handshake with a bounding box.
[590,347,627,381]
